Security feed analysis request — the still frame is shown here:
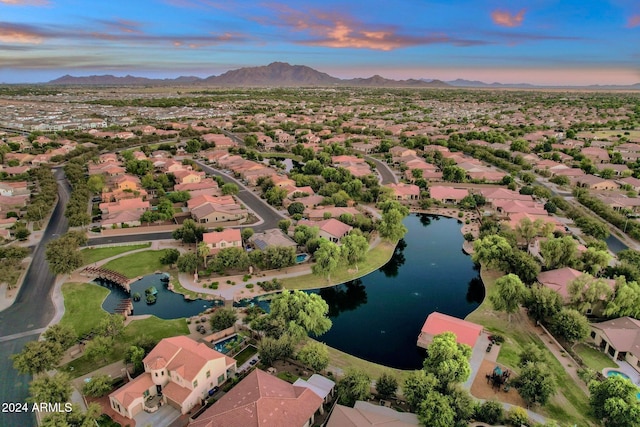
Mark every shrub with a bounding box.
[507,406,529,426]
[458,211,464,218]
[246,284,254,289]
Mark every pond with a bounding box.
[309,214,483,370]
[99,273,221,319]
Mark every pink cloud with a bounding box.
[256,4,485,50]
[491,9,526,28]
[0,23,46,43]
[0,0,49,5]
[628,15,640,28]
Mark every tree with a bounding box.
[293,225,319,246]
[474,400,504,425]
[507,249,541,285]
[265,186,287,206]
[263,246,296,269]
[518,343,550,367]
[177,253,199,273]
[524,284,563,323]
[185,138,202,153]
[544,201,558,214]
[172,219,206,244]
[423,332,472,387]
[568,273,613,314]
[257,335,294,366]
[87,174,105,193]
[447,386,475,426]
[341,233,369,272]
[540,235,578,269]
[221,182,239,195]
[508,407,530,427]
[210,307,237,332]
[378,208,408,241]
[514,362,557,406]
[312,240,342,282]
[28,372,72,404]
[278,219,291,233]
[589,376,640,427]
[375,372,398,398]
[125,345,145,374]
[287,201,305,215]
[99,314,125,338]
[41,403,101,427]
[442,165,466,182]
[42,323,77,351]
[490,274,526,323]
[604,277,640,318]
[258,290,331,340]
[45,234,84,275]
[337,368,371,406]
[210,247,249,274]
[82,373,113,397]
[417,391,455,427]
[297,341,329,372]
[11,340,63,375]
[579,247,612,276]
[515,218,553,250]
[551,308,590,344]
[241,227,254,242]
[84,336,113,363]
[403,369,438,410]
[472,234,513,271]
[160,248,180,265]
[198,241,210,268]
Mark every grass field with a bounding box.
[577,130,640,140]
[282,240,396,290]
[574,343,618,372]
[80,243,151,265]
[235,345,257,366]
[101,250,169,278]
[466,267,594,427]
[60,281,189,377]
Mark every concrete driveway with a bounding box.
[134,404,181,427]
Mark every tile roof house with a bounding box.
[189,369,324,427]
[327,401,420,427]
[99,198,150,215]
[417,312,483,349]
[298,218,353,243]
[536,268,615,302]
[203,229,242,253]
[109,336,236,419]
[249,228,297,250]
[429,186,469,204]
[386,183,420,201]
[590,317,640,374]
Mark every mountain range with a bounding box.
[46,62,640,89]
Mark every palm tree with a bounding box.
[198,241,210,268]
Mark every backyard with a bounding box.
[101,249,171,278]
[80,243,151,265]
[574,343,618,372]
[466,267,594,427]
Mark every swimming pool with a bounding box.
[296,253,309,263]
[213,334,242,354]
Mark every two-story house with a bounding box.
[202,229,242,253]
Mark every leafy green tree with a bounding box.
[210,247,249,274]
[278,219,291,233]
[185,139,202,153]
[297,341,329,372]
[604,277,640,318]
[337,368,371,406]
[84,336,113,363]
[378,208,408,241]
[257,335,295,366]
[579,247,612,276]
[568,274,613,314]
[210,307,237,332]
[375,372,398,398]
[474,400,504,425]
[589,376,640,427]
[442,165,467,182]
[472,234,513,271]
[515,218,553,249]
[28,372,72,404]
[341,233,369,272]
[514,362,557,406]
[447,386,475,427]
[87,174,105,193]
[82,373,113,397]
[417,391,455,427]
[259,290,331,340]
[11,340,63,375]
[265,186,288,206]
[43,323,77,350]
[490,273,526,323]
[160,248,180,265]
[423,332,472,388]
[45,234,84,275]
[312,240,342,282]
[125,345,145,374]
[507,249,541,285]
[99,314,125,338]
[518,343,550,367]
[524,284,563,323]
[177,252,199,273]
[198,241,210,268]
[508,407,530,427]
[241,227,254,242]
[540,235,578,269]
[551,308,590,344]
[403,369,438,410]
[293,225,319,246]
[263,246,296,269]
[287,201,305,216]
[172,219,206,244]
[41,403,101,427]
[221,182,239,195]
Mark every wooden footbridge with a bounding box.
[81,267,132,293]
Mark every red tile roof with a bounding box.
[419,312,483,348]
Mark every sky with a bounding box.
[0,0,639,85]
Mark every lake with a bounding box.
[309,214,483,370]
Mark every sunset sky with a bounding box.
[0,0,639,85]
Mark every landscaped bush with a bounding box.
[246,284,254,289]
[257,278,283,291]
[243,274,252,282]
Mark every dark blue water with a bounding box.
[100,273,220,319]
[309,214,483,370]
[605,234,628,254]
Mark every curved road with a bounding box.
[0,168,71,427]
[366,156,398,185]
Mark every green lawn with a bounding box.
[282,241,396,290]
[59,281,189,377]
[80,243,151,265]
[574,343,618,372]
[277,371,301,383]
[235,345,258,366]
[59,282,111,337]
[466,267,594,427]
[101,250,170,278]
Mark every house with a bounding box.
[109,336,236,419]
[292,374,336,409]
[570,175,619,191]
[102,210,143,228]
[387,183,420,201]
[389,146,416,159]
[202,229,242,253]
[328,401,420,427]
[590,317,640,373]
[189,369,324,427]
[417,312,483,349]
[429,186,469,204]
[173,170,204,185]
[305,206,360,221]
[582,147,610,163]
[99,198,150,215]
[617,176,640,192]
[298,218,352,243]
[536,268,615,303]
[249,229,297,250]
[191,202,247,224]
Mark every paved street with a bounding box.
[366,156,398,184]
[0,168,71,427]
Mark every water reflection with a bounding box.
[466,277,485,304]
[378,239,406,278]
[318,279,368,317]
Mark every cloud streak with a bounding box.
[491,9,526,28]
[0,22,48,43]
[628,15,640,28]
[0,0,49,5]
